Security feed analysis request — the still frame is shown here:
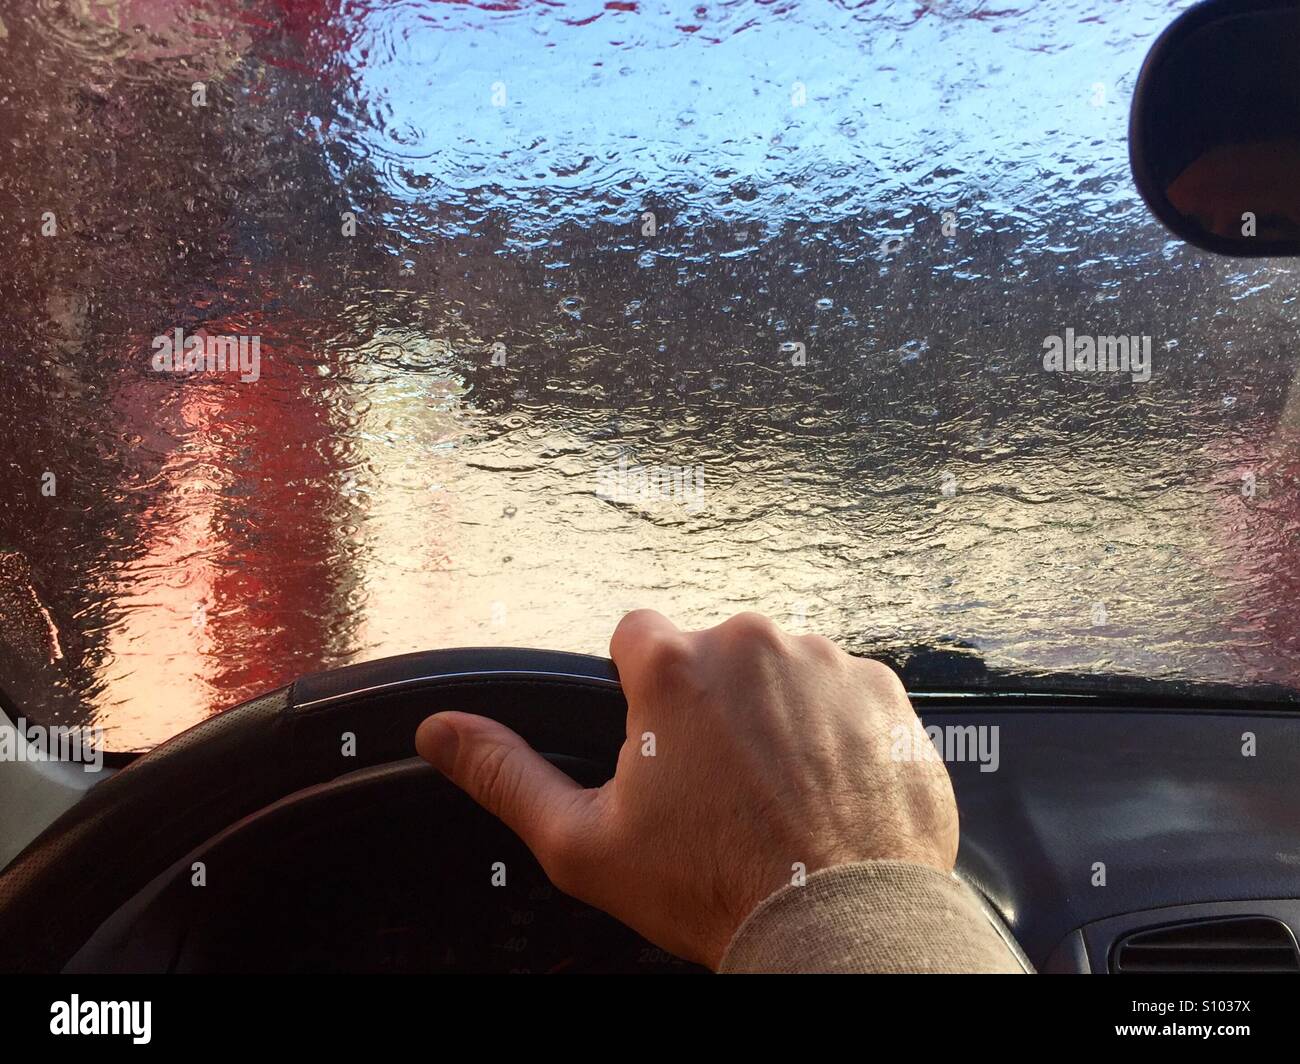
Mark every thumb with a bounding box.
[415,711,596,870]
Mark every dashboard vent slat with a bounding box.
[1112,917,1300,974]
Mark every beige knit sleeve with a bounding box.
[718,860,1028,974]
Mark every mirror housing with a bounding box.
[1130,0,1300,257]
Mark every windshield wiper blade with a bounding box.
[862,643,1300,710]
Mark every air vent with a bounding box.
[1112,917,1300,974]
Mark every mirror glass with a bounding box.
[1132,4,1300,255]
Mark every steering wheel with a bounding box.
[0,649,636,974]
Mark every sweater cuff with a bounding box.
[718,860,1027,974]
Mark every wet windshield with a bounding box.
[2,0,1299,750]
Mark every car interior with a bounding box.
[3,0,1300,976]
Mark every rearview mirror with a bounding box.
[1130,0,1300,257]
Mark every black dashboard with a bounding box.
[65,698,1300,974]
[929,702,1300,972]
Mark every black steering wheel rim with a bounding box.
[0,648,629,973]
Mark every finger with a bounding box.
[705,610,789,647]
[609,608,682,662]
[609,609,690,702]
[415,711,595,867]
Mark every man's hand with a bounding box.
[414,610,959,970]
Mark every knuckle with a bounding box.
[641,631,695,678]
[858,656,908,698]
[799,633,844,664]
[614,607,659,636]
[720,611,786,650]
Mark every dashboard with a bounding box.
[53,681,1300,975]
[924,701,1300,972]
